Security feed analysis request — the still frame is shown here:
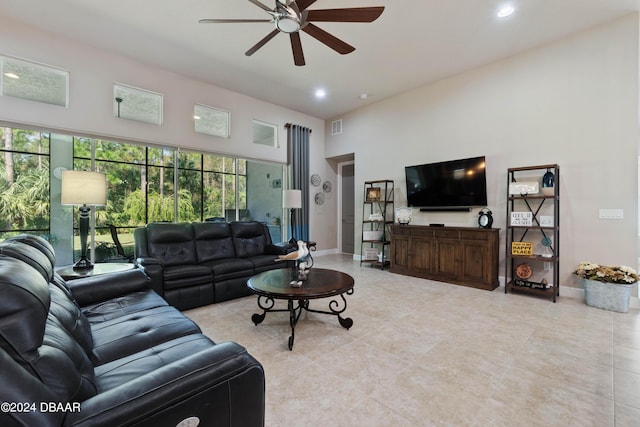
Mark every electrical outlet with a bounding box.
[544,262,551,271]
[599,209,623,219]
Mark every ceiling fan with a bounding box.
[199,0,384,66]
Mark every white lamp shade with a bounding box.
[61,170,107,206]
[283,189,302,209]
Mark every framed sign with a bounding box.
[511,242,534,256]
[510,212,533,226]
[366,187,381,202]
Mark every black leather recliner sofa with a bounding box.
[0,234,265,427]
[134,221,292,310]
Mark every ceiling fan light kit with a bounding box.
[199,0,384,66]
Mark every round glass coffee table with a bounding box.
[247,268,354,350]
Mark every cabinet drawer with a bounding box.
[460,230,488,241]
[434,229,459,239]
[411,227,434,237]
[392,226,411,236]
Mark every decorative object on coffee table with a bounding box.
[574,262,639,312]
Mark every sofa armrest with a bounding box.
[67,269,152,306]
[66,341,265,427]
[134,256,165,296]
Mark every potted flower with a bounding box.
[573,262,639,312]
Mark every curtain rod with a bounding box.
[284,123,312,133]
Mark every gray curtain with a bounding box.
[287,124,310,242]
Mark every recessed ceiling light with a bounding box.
[315,89,326,99]
[359,93,368,100]
[497,5,515,18]
[3,72,19,79]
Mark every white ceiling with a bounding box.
[2,0,639,119]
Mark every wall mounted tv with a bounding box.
[405,156,488,211]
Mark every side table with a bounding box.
[57,262,135,281]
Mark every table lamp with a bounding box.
[282,189,302,241]
[61,170,107,270]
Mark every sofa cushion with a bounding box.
[162,264,213,290]
[230,221,269,258]
[203,258,255,280]
[81,289,169,322]
[88,305,202,366]
[193,222,236,262]
[0,240,55,282]
[0,256,97,402]
[146,222,198,266]
[93,334,216,392]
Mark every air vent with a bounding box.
[331,119,342,136]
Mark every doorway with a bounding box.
[339,162,355,254]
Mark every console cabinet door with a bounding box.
[391,234,410,271]
[460,239,490,286]
[409,237,434,274]
[433,239,461,280]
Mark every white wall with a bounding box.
[0,14,336,250]
[326,14,639,289]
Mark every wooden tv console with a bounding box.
[390,225,499,291]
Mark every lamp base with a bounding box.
[73,257,94,271]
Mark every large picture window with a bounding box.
[0,125,282,264]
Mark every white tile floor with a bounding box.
[186,254,640,426]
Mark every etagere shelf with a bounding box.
[360,180,394,270]
[505,164,560,302]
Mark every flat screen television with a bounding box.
[405,156,487,210]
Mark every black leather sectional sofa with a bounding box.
[0,234,265,427]
[134,221,293,310]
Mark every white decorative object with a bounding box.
[510,212,533,226]
[363,231,383,241]
[508,182,539,195]
[539,215,554,226]
[395,207,412,224]
[368,213,383,221]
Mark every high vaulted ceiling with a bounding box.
[2,0,639,119]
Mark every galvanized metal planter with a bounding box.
[583,279,635,313]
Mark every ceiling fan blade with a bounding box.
[302,23,354,54]
[246,29,280,56]
[199,19,271,24]
[290,32,305,66]
[248,0,273,12]
[295,0,318,11]
[306,7,384,23]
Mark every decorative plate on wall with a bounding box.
[322,181,332,193]
[310,174,321,186]
[314,192,325,205]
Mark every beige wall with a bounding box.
[326,14,639,290]
[0,14,335,250]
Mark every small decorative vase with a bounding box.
[583,279,635,313]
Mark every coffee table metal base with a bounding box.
[251,289,354,350]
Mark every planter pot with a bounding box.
[583,279,635,313]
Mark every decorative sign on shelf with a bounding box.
[508,181,539,195]
[365,187,381,202]
[510,212,533,226]
[511,242,534,256]
[363,247,379,260]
